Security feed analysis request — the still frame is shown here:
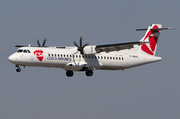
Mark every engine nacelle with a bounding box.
[83,45,97,54]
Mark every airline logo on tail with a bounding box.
[141,25,160,55]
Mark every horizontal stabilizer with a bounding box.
[136,27,175,31]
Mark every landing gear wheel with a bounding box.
[66,71,74,77]
[16,68,21,72]
[86,70,93,76]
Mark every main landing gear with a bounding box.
[66,70,94,77]
[86,70,93,76]
[66,71,74,77]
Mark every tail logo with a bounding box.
[34,50,44,62]
[141,25,159,55]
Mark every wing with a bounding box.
[15,45,66,49]
[95,41,147,53]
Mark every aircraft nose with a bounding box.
[8,54,17,63]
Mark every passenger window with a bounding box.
[110,57,112,59]
[48,54,50,57]
[70,55,72,57]
[89,56,90,59]
[107,57,109,59]
[64,54,66,57]
[76,55,78,58]
[85,55,87,58]
[122,57,124,60]
[101,56,103,59]
[104,56,106,59]
[67,55,68,57]
[61,54,63,57]
[52,54,53,57]
[82,55,84,58]
[55,54,56,57]
[58,54,59,57]
[79,55,81,58]
[119,57,121,60]
[91,56,93,59]
[98,56,100,59]
[95,56,97,59]
[113,57,115,60]
[116,57,118,60]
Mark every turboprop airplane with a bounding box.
[8,24,174,77]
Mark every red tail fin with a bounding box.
[139,24,162,56]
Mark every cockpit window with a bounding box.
[17,49,23,53]
[27,50,31,53]
[23,50,27,53]
[16,49,31,53]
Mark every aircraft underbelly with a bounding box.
[93,60,125,70]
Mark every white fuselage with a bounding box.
[8,46,162,71]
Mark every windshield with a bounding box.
[17,49,31,53]
[17,49,23,53]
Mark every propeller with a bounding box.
[73,35,89,54]
[37,38,47,47]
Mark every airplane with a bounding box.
[8,24,174,77]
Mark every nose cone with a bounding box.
[8,54,17,63]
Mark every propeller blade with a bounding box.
[80,35,83,48]
[82,43,89,49]
[72,50,79,55]
[37,38,41,47]
[73,40,80,48]
[42,38,47,47]
[73,35,89,55]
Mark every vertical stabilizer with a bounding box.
[139,24,162,56]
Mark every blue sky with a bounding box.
[0,0,180,119]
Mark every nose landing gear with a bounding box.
[15,65,23,72]
[16,68,21,72]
